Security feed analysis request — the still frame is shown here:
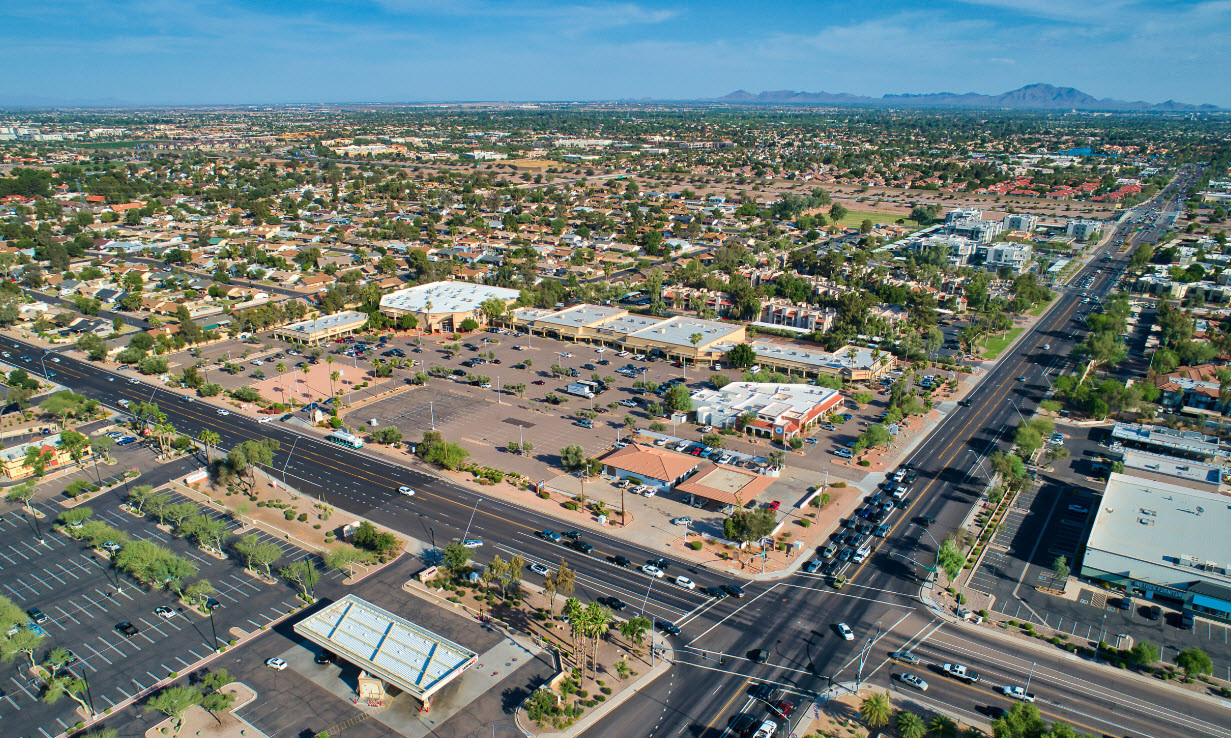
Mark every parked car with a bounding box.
[835,623,854,640]
[265,657,288,670]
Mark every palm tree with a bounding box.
[276,362,287,406]
[199,430,220,464]
[300,363,311,404]
[859,692,892,728]
[329,370,340,402]
[619,615,651,651]
[896,710,926,738]
[927,714,958,738]
[562,598,584,659]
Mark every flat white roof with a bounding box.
[279,310,368,334]
[293,594,477,701]
[627,315,741,348]
[691,382,840,422]
[1085,473,1231,590]
[379,281,519,316]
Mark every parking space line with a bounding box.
[188,648,204,660]
[175,656,190,667]
[138,617,167,638]
[55,563,81,581]
[38,726,53,738]
[9,546,31,561]
[53,605,81,626]
[41,567,66,585]
[1,583,24,600]
[97,637,128,659]
[0,549,16,564]
[11,676,37,700]
[80,644,112,669]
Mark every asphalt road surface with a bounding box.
[5,168,1224,738]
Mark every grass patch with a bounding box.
[1029,297,1056,317]
[835,209,919,229]
[980,326,1025,359]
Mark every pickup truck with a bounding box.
[1001,685,1036,702]
[942,663,979,683]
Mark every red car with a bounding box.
[774,699,795,717]
[532,380,546,385]
[767,500,781,511]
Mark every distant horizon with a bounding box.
[5,1,1230,108]
[0,82,1223,112]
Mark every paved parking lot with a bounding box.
[77,555,557,738]
[960,427,1231,680]
[0,488,326,736]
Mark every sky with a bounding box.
[4,0,1229,107]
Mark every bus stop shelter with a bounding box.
[293,594,477,709]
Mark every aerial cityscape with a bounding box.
[2,3,1230,738]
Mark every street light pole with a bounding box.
[1023,660,1036,696]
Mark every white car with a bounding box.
[618,399,637,407]
[462,539,483,549]
[529,563,550,576]
[154,606,175,619]
[595,347,606,353]
[398,486,415,496]
[836,623,854,640]
[258,416,273,424]
[670,517,692,526]
[251,360,264,366]
[217,409,230,416]
[265,657,288,670]
[639,486,655,498]
[641,564,665,578]
[675,576,695,590]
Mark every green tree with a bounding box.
[1129,640,1159,668]
[859,691,892,727]
[663,383,692,413]
[619,615,652,648]
[725,343,756,369]
[5,480,37,514]
[144,685,203,731]
[937,536,964,583]
[1051,555,1070,584]
[560,444,586,470]
[442,541,472,576]
[279,558,321,599]
[1175,648,1214,680]
[896,711,926,738]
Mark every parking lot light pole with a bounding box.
[76,667,96,716]
[208,607,220,652]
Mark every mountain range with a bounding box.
[712,83,1221,112]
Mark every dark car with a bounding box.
[721,584,745,598]
[895,496,911,509]
[750,683,775,702]
[958,399,972,407]
[116,622,140,637]
[27,607,47,624]
[1143,605,1162,621]
[205,598,222,611]
[1180,612,1195,629]
[532,379,546,385]
[314,650,334,665]
[646,557,671,571]
[570,540,594,554]
[613,555,632,567]
[598,596,626,611]
[914,514,935,528]
[703,586,728,599]
[656,620,681,636]
[561,531,583,540]
[748,648,769,663]
[1116,597,1132,611]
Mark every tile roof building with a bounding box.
[600,443,703,491]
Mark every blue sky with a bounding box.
[4,0,1228,106]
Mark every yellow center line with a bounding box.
[846,290,1083,584]
[698,675,752,736]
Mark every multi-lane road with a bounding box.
[3,168,1225,738]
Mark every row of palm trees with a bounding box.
[859,691,974,737]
